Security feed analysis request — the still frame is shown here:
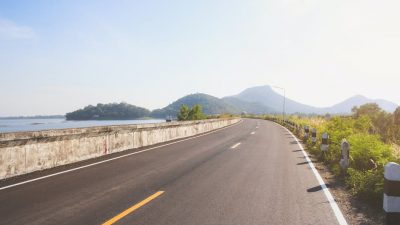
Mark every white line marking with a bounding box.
[279,124,348,225]
[256,126,258,129]
[230,143,241,149]
[251,132,255,135]
[0,120,243,191]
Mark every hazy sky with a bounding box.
[1,0,399,116]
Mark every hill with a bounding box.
[226,85,398,114]
[221,96,275,114]
[230,85,320,114]
[324,95,398,113]
[66,103,150,120]
[150,93,240,118]
[65,86,399,120]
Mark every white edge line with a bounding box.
[279,124,348,225]
[251,132,255,135]
[230,143,241,149]
[0,120,243,191]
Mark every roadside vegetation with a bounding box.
[249,103,400,208]
[206,113,236,119]
[177,104,206,121]
[176,104,235,121]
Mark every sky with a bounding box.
[1,0,400,116]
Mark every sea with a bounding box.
[0,118,165,133]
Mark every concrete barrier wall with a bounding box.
[0,118,240,179]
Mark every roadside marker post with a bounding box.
[304,125,310,140]
[340,139,350,170]
[311,128,317,144]
[296,124,301,135]
[321,132,329,152]
[383,162,400,225]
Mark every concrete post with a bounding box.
[340,139,350,170]
[311,128,317,144]
[384,162,400,225]
[304,125,310,140]
[321,132,329,151]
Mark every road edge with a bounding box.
[278,123,349,225]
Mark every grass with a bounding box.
[247,114,399,208]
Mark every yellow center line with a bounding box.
[102,191,164,225]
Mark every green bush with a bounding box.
[347,134,394,171]
[265,108,398,209]
[177,104,206,121]
[346,168,384,205]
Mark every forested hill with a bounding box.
[65,93,268,120]
[65,86,399,120]
[65,103,150,120]
[150,93,240,118]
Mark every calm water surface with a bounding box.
[0,118,165,133]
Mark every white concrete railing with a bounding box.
[0,118,240,179]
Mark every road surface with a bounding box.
[0,119,346,225]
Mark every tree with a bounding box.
[352,103,382,119]
[351,103,400,143]
[188,104,205,120]
[394,107,400,125]
[177,105,190,121]
[177,104,206,121]
[65,102,150,120]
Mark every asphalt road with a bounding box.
[0,119,346,225]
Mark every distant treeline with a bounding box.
[65,103,150,120]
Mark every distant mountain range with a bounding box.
[324,94,398,114]
[64,85,398,119]
[150,85,398,117]
[150,93,272,118]
[229,85,398,114]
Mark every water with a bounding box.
[0,118,165,133]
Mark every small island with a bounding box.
[65,103,150,120]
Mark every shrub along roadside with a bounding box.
[260,113,399,208]
[177,104,206,121]
[177,104,235,121]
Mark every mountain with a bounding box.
[324,95,398,113]
[231,85,320,114]
[65,86,399,120]
[150,93,240,118]
[65,94,266,120]
[226,85,398,114]
[222,96,275,114]
[150,93,274,118]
